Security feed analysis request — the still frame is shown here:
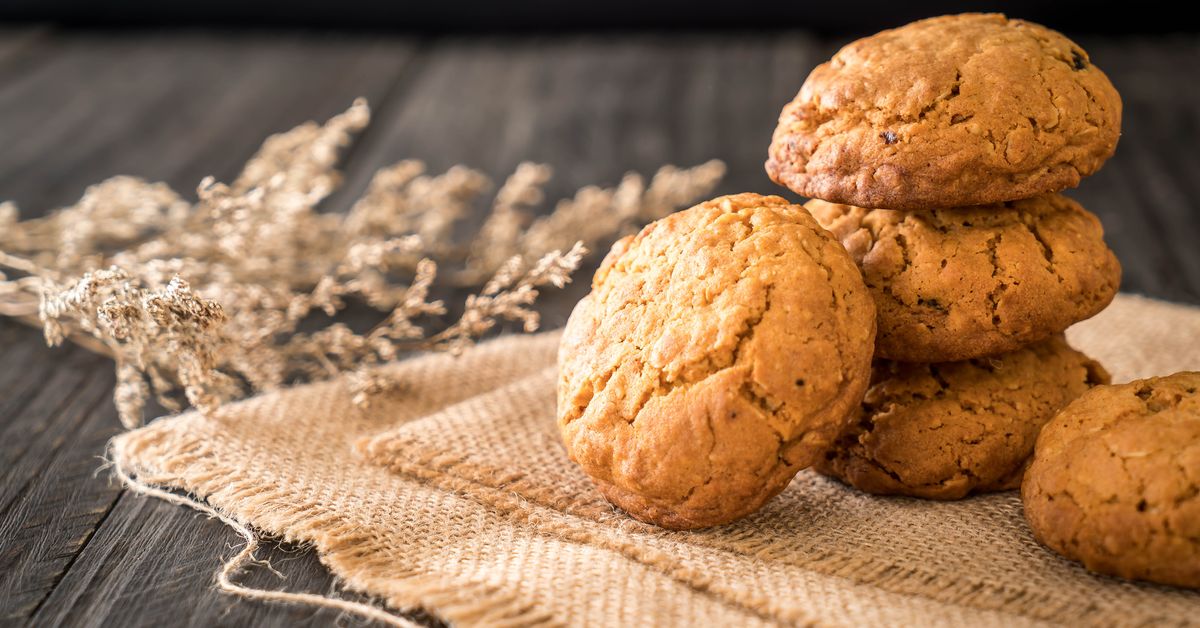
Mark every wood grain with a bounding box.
[0,28,1197,628]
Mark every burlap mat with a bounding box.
[111,293,1200,626]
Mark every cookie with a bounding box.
[808,194,1121,362]
[767,14,1122,210]
[816,336,1108,500]
[557,193,876,530]
[1023,372,1200,589]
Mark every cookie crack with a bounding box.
[1018,213,1060,282]
[984,233,1007,326]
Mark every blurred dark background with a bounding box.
[0,0,1196,34]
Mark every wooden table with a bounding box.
[1,27,1197,627]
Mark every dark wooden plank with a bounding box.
[0,328,62,420]
[0,30,418,216]
[29,492,410,628]
[0,31,421,627]
[1068,37,1200,306]
[0,341,110,512]
[0,341,120,622]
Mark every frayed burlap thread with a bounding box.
[113,294,1200,626]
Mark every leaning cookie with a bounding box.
[1023,372,1200,589]
[557,193,876,530]
[816,336,1109,500]
[809,194,1121,363]
[767,14,1121,210]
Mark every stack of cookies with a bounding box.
[558,11,1198,591]
[766,14,1124,499]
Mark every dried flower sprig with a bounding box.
[0,99,725,427]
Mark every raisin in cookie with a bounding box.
[1023,372,1200,589]
[816,336,1108,500]
[767,14,1122,210]
[557,193,876,530]
[809,194,1120,362]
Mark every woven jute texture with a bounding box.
[112,293,1200,626]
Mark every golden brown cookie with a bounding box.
[767,14,1122,210]
[557,193,876,530]
[808,194,1121,362]
[816,336,1108,500]
[1023,372,1200,589]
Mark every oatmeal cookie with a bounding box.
[808,194,1120,362]
[557,193,876,529]
[767,14,1122,209]
[1023,372,1200,589]
[817,336,1108,500]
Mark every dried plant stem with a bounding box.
[0,250,51,277]
[0,99,724,425]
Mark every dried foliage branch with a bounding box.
[0,99,725,427]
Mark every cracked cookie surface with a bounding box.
[1023,371,1200,589]
[816,336,1108,500]
[766,13,1122,210]
[808,193,1120,362]
[556,193,876,530]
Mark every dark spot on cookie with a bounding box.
[1136,386,1153,401]
[795,378,806,387]
[950,113,973,125]
[961,220,973,227]
[880,130,898,145]
[917,297,941,310]
[1072,50,1088,70]
[825,450,838,461]
[940,259,948,269]
[1137,499,1148,512]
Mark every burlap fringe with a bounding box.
[108,434,562,628]
[107,457,421,628]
